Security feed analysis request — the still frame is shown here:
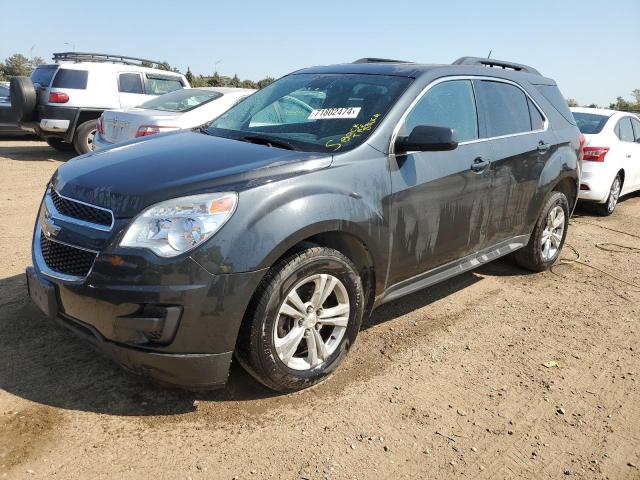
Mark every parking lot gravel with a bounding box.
[1,139,639,479]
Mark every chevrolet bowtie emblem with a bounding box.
[42,206,61,238]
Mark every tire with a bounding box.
[514,191,569,272]
[72,119,98,155]
[9,76,37,122]
[46,138,75,152]
[593,174,621,216]
[236,245,364,392]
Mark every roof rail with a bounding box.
[452,57,541,76]
[52,52,165,67]
[352,57,412,64]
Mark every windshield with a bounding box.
[206,73,412,152]
[573,112,611,134]
[140,89,222,112]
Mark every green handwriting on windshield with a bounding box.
[325,114,381,152]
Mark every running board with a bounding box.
[378,235,529,306]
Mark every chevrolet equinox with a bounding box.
[26,57,581,392]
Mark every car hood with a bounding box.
[52,131,331,218]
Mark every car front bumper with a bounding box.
[26,259,266,389]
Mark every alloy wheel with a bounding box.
[274,273,350,370]
[540,205,565,261]
[88,129,97,151]
[607,177,621,213]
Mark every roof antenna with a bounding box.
[487,50,493,59]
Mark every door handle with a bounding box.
[471,157,490,172]
[626,153,632,158]
[537,141,551,154]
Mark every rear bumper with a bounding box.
[40,118,70,133]
[578,174,610,203]
[92,132,114,151]
[578,162,614,203]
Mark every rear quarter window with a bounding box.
[535,85,577,125]
[31,66,59,87]
[52,69,88,89]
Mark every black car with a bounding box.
[26,57,581,392]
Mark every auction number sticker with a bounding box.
[308,107,361,120]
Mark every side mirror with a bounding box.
[395,124,458,154]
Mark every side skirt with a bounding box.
[376,235,530,306]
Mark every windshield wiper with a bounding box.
[239,134,299,151]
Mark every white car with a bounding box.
[571,107,640,215]
[94,87,255,150]
[11,52,190,154]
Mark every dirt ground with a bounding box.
[1,138,639,480]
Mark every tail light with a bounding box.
[49,92,69,103]
[578,133,585,159]
[96,115,104,135]
[583,146,609,162]
[135,125,178,138]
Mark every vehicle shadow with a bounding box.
[0,140,74,162]
[0,261,506,416]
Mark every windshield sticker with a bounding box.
[325,113,381,152]
[308,107,361,120]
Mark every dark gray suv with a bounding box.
[26,57,581,392]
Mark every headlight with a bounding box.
[120,192,237,257]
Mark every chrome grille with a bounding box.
[50,189,113,228]
[39,233,97,277]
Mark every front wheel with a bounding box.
[236,245,364,392]
[514,191,569,272]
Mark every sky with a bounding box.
[2,0,639,106]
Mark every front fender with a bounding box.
[190,164,390,279]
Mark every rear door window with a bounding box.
[630,117,640,141]
[52,69,88,89]
[617,117,635,142]
[403,80,478,142]
[119,73,144,94]
[475,80,532,137]
[145,76,184,95]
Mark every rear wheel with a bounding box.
[236,245,364,392]
[45,138,75,152]
[72,119,98,155]
[593,174,621,216]
[514,191,569,272]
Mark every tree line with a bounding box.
[567,89,640,112]
[1,52,636,108]
[0,52,275,89]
